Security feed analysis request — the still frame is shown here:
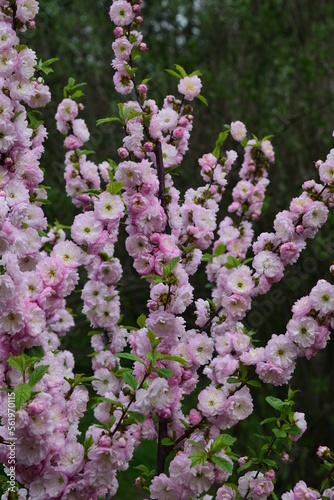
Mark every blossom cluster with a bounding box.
[0,0,334,498]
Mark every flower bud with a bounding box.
[136,16,143,24]
[139,42,147,53]
[114,27,124,38]
[143,142,154,152]
[174,127,184,139]
[179,117,189,127]
[189,409,202,425]
[317,445,331,460]
[138,84,147,95]
[238,456,249,466]
[265,469,276,481]
[135,477,146,489]
[117,147,129,159]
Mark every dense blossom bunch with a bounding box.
[0,0,334,499]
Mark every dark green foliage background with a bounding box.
[20,0,334,496]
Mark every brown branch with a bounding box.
[156,417,169,475]
[154,140,167,213]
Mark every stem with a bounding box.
[156,417,169,475]
[12,1,17,31]
[110,372,148,438]
[198,305,223,333]
[154,140,168,214]
[242,436,276,500]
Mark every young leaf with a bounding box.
[116,352,146,365]
[188,440,205,449]
[266,396,289,412]
[211,456,233,473]
[189,451,208,467]
[163,256,181,278]
[127,411,145,423]
[97,117,122,126]
[210,434,236,454]
[137,314,146,328]
[214,243,226,257]
[161,437,175,446]
[161,354,187,367]
[84,435,94,458]
[14,383,32,409]
[174,64,187,78]
[106,181,124,195]
[155,368,174,378]
[7,356,24,374]
[122,372,138,391]
[28,365,49,387]
[196,94,208,106]
[165,69,182,79]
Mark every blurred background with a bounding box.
[21,0,334,496]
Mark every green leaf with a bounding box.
[196,94,208,106]
[189,451,208,467]
[272,493,279,500]
[163,256,181,279]
[208,298,216,312]
[211,434,236,453]
[122,372,138,391]
[260,417,278,426]
[127,411,145,423]
[161,355,187,367]
[161,437,175,446]
[242,257,254,265]
[137,314,146,329]
[266,396,289,412]
[42,57,59,67]
[272,428,287,439]
[174,64,187,78]
[97,117,122,126]
[106,181,124,194]
[247,379,262,388]
[286,425,302,435]
[155,368,174,378]
[188,440,205,449]
[84,435,94,458]
[28,365,49,387]
[14,383,32,409]
[224,255,241,269]
[166,69,182,79]
[134,464,151,476]
[116,352,146,365]
[189,70,202,77]
[201,253,213,262]
[26,346,44,360]
[105,295,117,302]
[237,460,253,473]
[214,243,226,257]
[146,351,163,365]
[146,329,156,347]
[140,274,164,283]
[215,130,229,148]
[211,456,233,473]
[87,330,103,337]
[262,459,278,469]
[7,356,24,374]
[226,377,240,384]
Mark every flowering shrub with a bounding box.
[0,1,334,499]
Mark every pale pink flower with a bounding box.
[178,75,202,101]
[230,121,247,142]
